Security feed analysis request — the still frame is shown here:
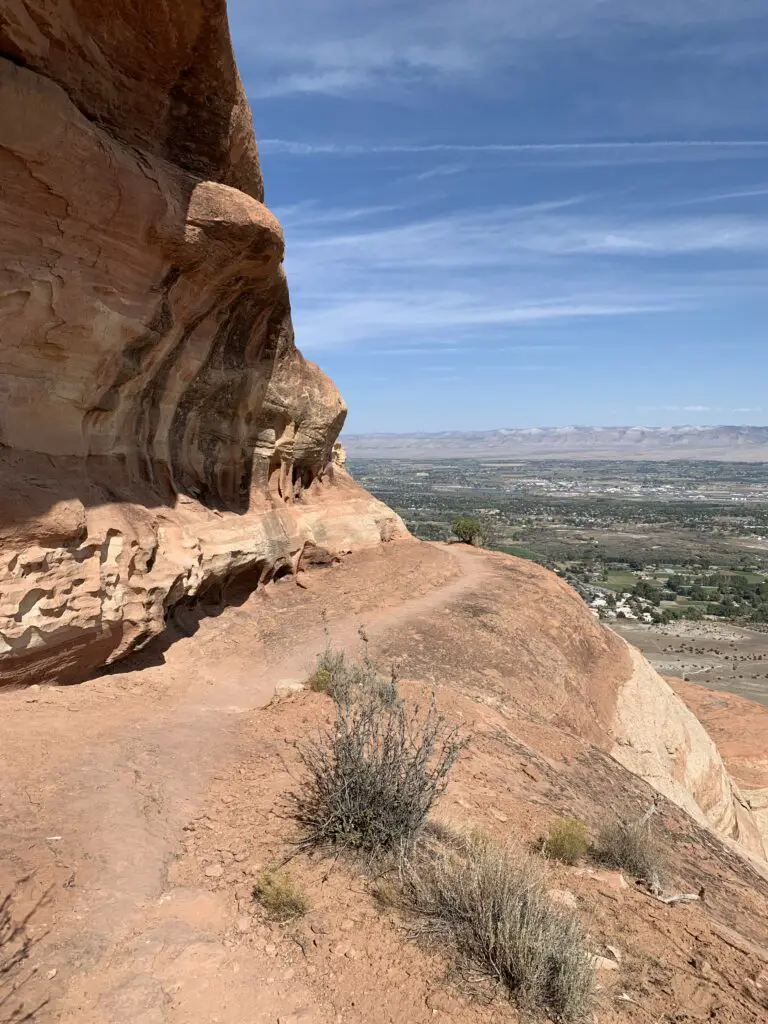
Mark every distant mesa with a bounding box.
[343,425,768,460]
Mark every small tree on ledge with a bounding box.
[452,515,485,546]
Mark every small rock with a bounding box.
[264,943,277,956]
[46,968,57,980]
[592,868,628,891]
[275,678,306,696]
[548,889,578,910]
[425,991,463,1015]
[340,919,355,931]
[205,864,224,879]
[605,944,622,964]
[235,916,252,934]
[235,883,253,900]
[332,942,351,958]
[489,808,508,823]
[690,956,714,980]
[743,978,768,1009]
[594,956,620,972]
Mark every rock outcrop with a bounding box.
[0,1,406,686]
[669,679,768,853]
[611,646,766,859]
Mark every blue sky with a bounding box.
[228,0,768,432]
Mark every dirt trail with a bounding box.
[0,543,490,1023]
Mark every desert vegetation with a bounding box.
[401,829,594,1022]
[452,515,485,546]
[295,656,462,856]
[293,646,596,1020]
[543,819,590,866]
[1,888,40,1023]
[594,816,665,886]
[253,869,310,921]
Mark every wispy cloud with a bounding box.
[277,198,768,353]
[262,138,768,166]
[232,0,768,100]
[673,185,768,205]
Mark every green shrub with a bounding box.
[308,667,333,693]
[452,516,485,546]
[401,831,594,1022]
[292,687,462,857]
[253,869,309,921]
[593,818,664,884]
[544,819,590,865]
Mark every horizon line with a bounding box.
[343,423,768,437]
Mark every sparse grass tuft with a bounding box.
[308,667,333,693]
[292,679,463,858]
[544,819,590,866]
[593,818,664,884]
[307,638,397,707]
[253,869,309,921]
[401,831,594,1022]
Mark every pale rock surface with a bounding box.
[669,678,768,853]
[0,1,406,685]
[611,645,766,859]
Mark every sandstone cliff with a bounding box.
[0,1,406,686]
[0,0,763,867]
[670,679,768,853]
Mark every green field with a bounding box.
[602,570,638,592]
[495,545,542,562]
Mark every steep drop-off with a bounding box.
[0,1,406,685]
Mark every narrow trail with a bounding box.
[0,542,492,1022]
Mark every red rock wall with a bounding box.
[0,1,407,685]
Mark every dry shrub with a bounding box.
[292,683,463,857]
[1,888,44,1023]
[401,831,594,1022]
[593,818,664,884]
[253,869,309,921]
[544,819,590,866]
[307,641,397,707]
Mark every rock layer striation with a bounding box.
[0,1,406,685]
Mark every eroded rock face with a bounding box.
[611,646,766,860]
[0,1,406,685]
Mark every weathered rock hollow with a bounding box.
[0,0,406,685]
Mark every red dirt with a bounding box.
[2,542,768,1023]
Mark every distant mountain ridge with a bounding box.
[344,425,768,460]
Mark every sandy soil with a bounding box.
[2,542,768,1024]
[613,620,768,707]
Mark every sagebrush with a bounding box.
[593,818,664,884]
[292,681,463,857]
[401,831,594,1022]
[544,819,590,866]
[308,637,397,707]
